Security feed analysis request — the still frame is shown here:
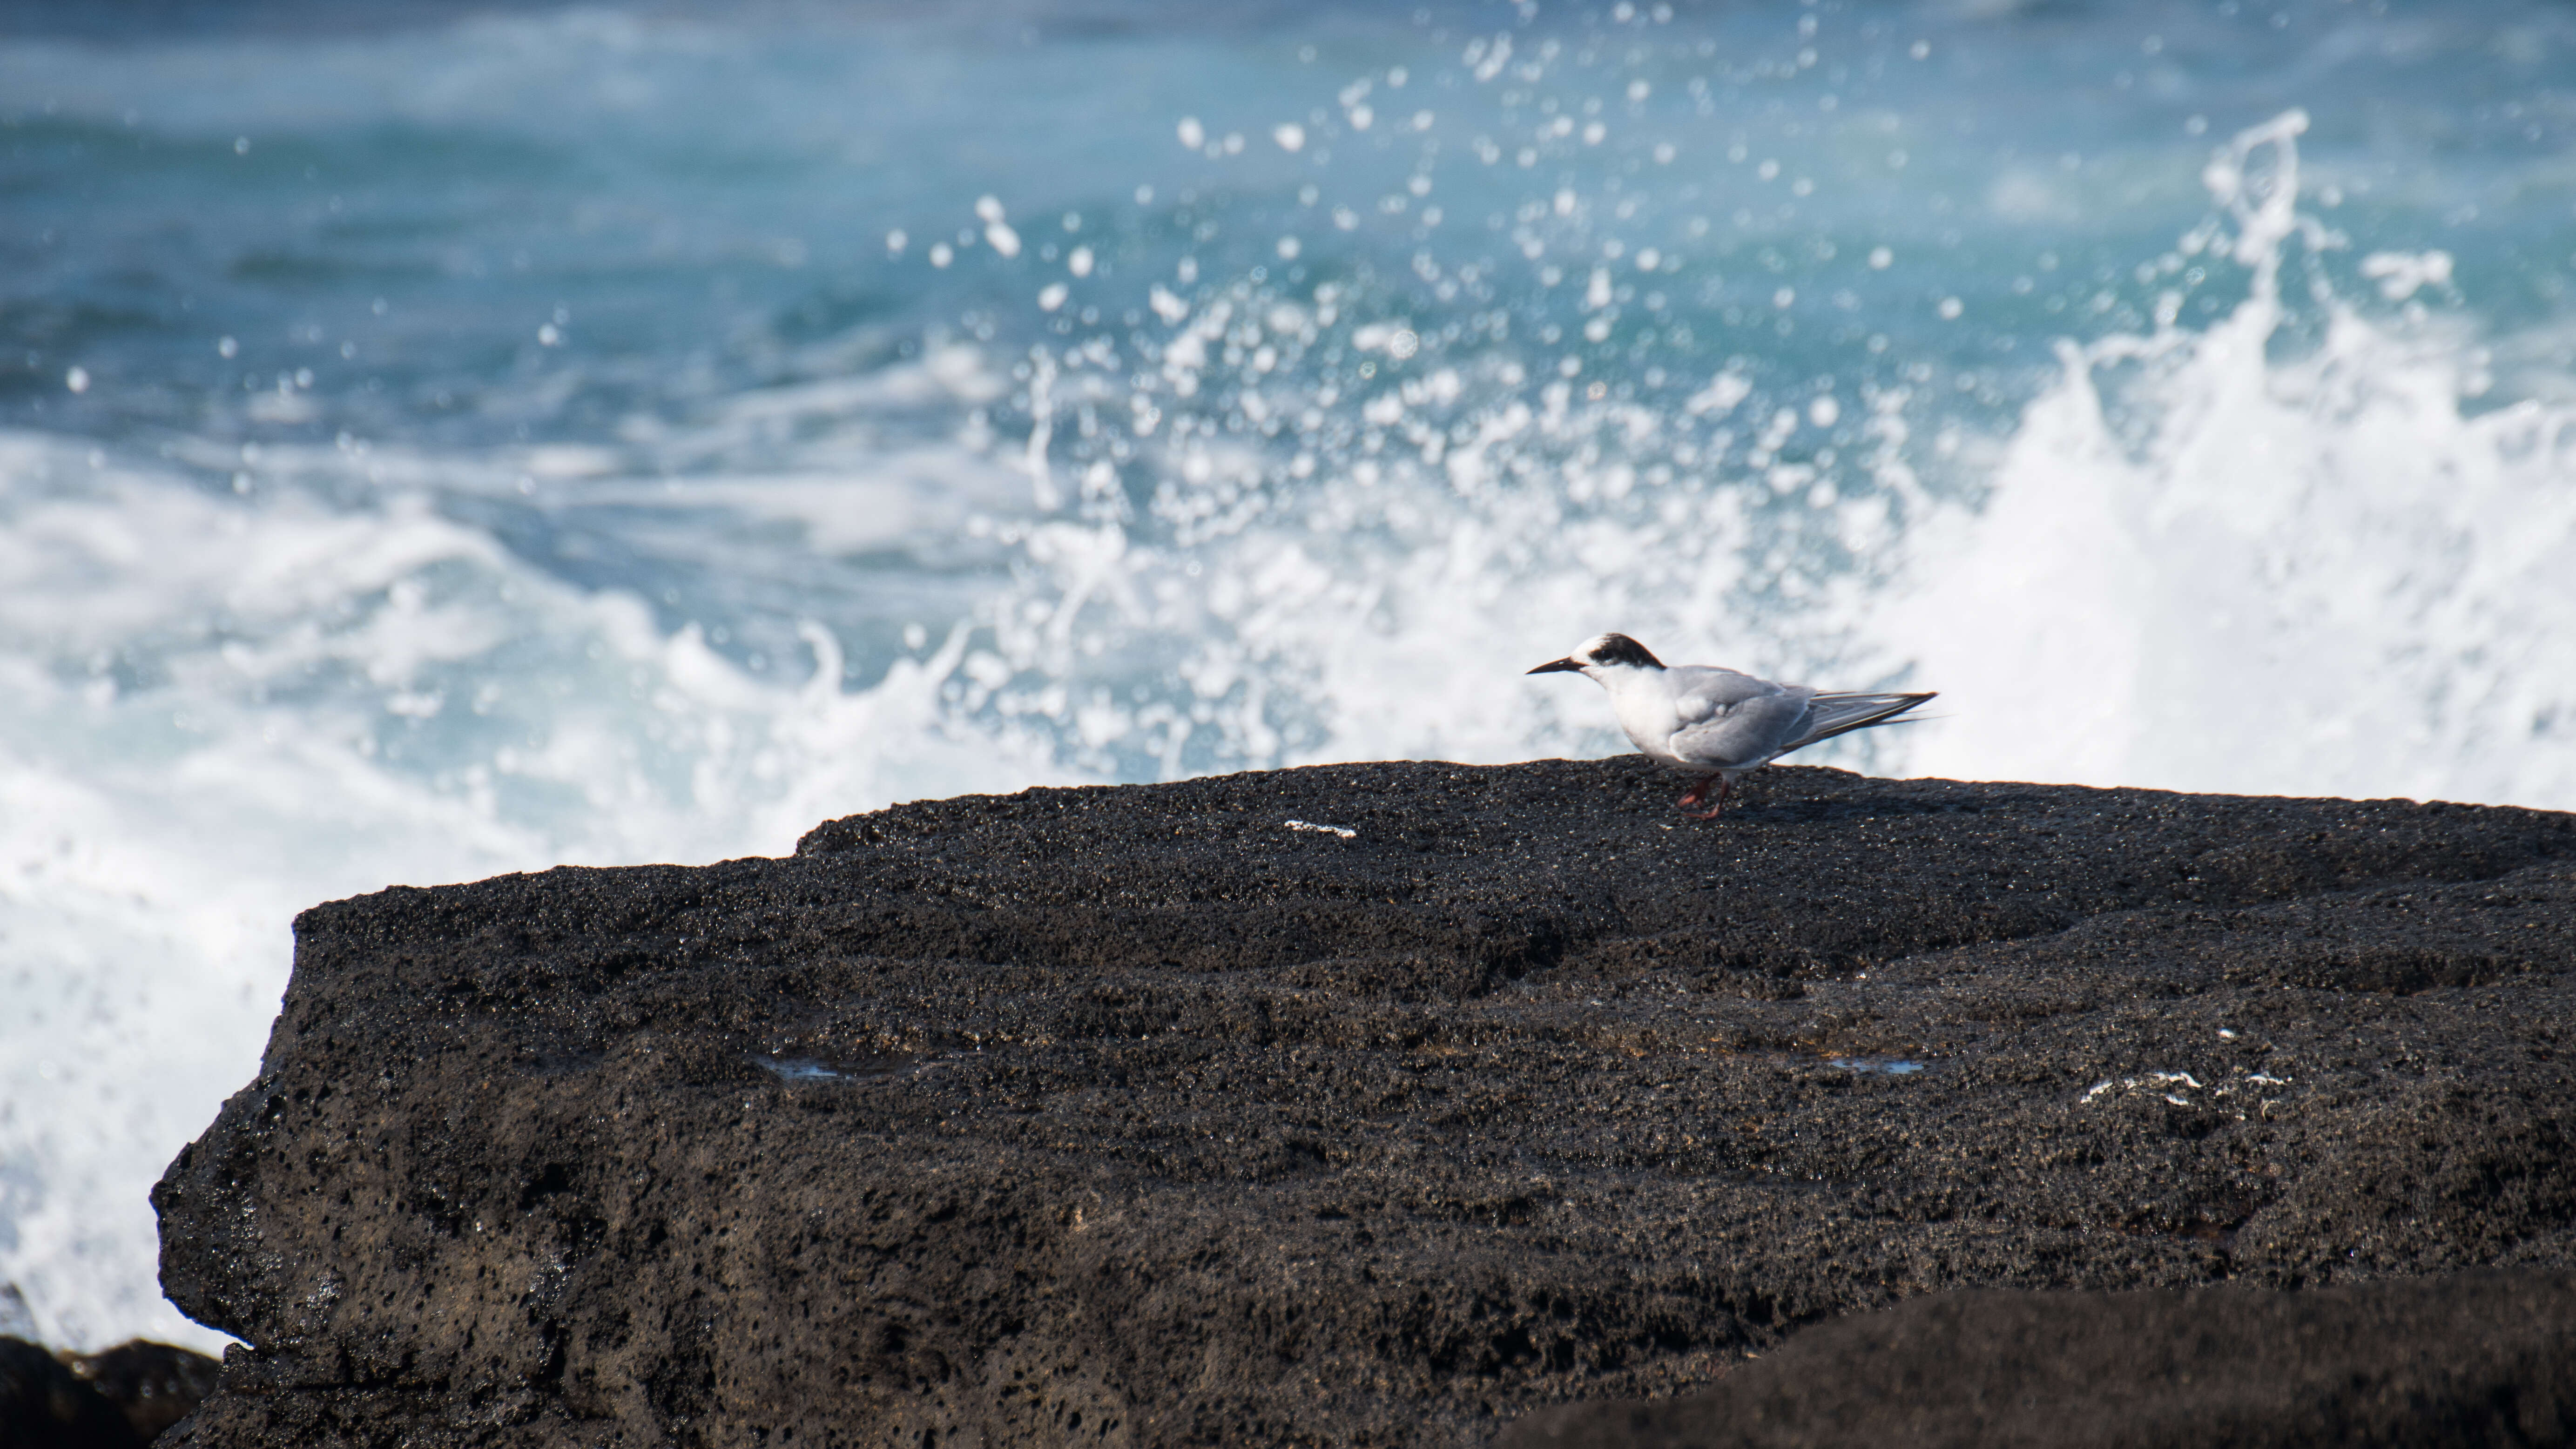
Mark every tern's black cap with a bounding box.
[1530,633,1663,673]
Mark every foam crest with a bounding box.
[1884,114,2576,806]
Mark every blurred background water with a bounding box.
[3,0,2574,1350]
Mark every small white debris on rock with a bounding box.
[2081,1066,2294,1116]
[1284,819,1357,839]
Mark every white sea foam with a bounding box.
[1883,114,2576,807]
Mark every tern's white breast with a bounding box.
[1598,669,1685,763]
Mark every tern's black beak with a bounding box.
[1526,657,1584,675]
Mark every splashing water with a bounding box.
[3,1,2574,1349]
[1890,112,2576,802]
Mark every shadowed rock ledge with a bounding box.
[152,759,2576,1447]
[1497,1271,2576,1449]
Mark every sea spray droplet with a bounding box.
[65,367,90,393]
[973,196,1021,258]
[2360,250,2454,301]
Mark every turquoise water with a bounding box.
[4,0,2573,1348]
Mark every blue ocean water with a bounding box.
[4,0,2574,1349]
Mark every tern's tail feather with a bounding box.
[1787,690,1937,754]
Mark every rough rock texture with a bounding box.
[1498,1272,2576,1448]
[153,760,2576,1447]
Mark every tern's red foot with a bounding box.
[1679,775,1733,820]
[1675,773,1721,810]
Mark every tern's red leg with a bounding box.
[1682,774,1733,821]
[1675,773,1720,810]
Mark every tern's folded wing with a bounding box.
[1663,666,1788,724]
[1665,689,1810,769]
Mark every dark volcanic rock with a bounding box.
[68,1340,227,1443]
[2,1337,139,1449]
[152,760,2576,1447]
[1497,1271,2576,1449]
[1,1335,217,1449]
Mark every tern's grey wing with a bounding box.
[1664,682,1814,769]
[1661,666,1791,723]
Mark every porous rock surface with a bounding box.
[154,759,2576,1447]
